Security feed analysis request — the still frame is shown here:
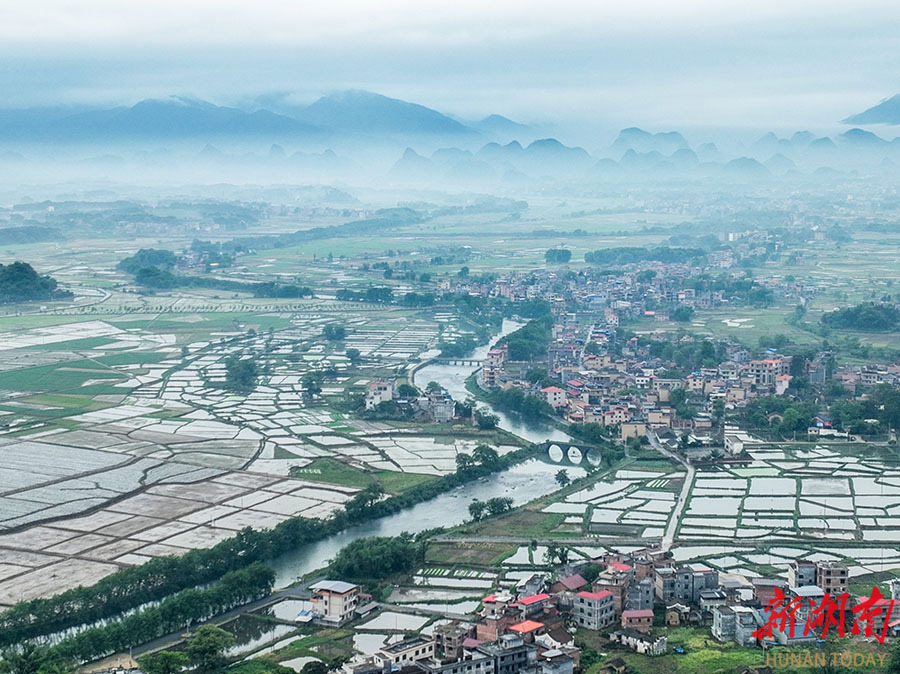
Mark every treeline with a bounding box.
[439,336,477,357]
[485,387,555,419]
[135,268,312,298]
[252,282,314,299]
[332,443,537,524]
[117,248,177,274]
[329,534,425,580]
[0,522,325,648]
[584,246,706,265]
[336,287,393,304]
[334,287,435,307]
[498,315,553,360]
[545,248,572,263]
[822,302,900,332]
[49,564,273,665]
[118,250,312,297]
[0,226,63,245]
[0,261,72,304]
[225,208,424,251]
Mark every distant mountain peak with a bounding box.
[296,90,476,136]
[610,127,689,156]
[843,94,900,125]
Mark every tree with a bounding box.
[180,345,189,359]
[583,342,602,356]
[544,249,572,264]
[225,355,258,390]
[888,636,900,674]
[474,410,499,430]
[713,398,725,426]
[822,302,900,332]
[117,248,177,274]
[138,651,189,674]
[581,563,602,584]
[396,383,419,397]
[455,397,475,419]
[473,444,500,467]
[344,484,385,520]
[524,368,548,383]
[468,499,487,521]
[544,544,569,565]
[184,624,236,672]
[346,348,361,363]
[323,324,347,341]
[554,469,571,488]
[302,374,322,398]
[300,662,330,674]
[135,266,178,288]
[425,381,443,394]
[456,453,476,472]
[671,306,695,322]
[329,534,423,579]
[485,496,513,516]
[0,645,60,674]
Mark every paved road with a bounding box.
[646,431,695,551]
[431,535,652,546]
[133,586,312,657]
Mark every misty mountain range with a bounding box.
[0,91,539,143]
[0,90,899,184]
[388,125,900,186]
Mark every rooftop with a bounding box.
[556,574,587,590]
[518,593,550,606]
[381,637,431,654]
[510,620,545,633]
[310,580,357,594]
[577,590,613,601]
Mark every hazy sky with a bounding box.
[2,0,898,135]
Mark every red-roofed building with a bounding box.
[609,562,633,574]
[574,590,615,630]
[540,386,567,408]
[519,593,551,605]
[518,593,551,618]
[621,609,654,634]
[477,593,517,642]
[509,620,545,642]
[551,574,588,594]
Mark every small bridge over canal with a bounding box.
[536,440,602,466]
[428,358,482,367]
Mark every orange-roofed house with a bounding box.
[509,620,545,642]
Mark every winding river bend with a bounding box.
[270,319,575,587]
[413,319,571,445]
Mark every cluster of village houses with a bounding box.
[479,307,896,444]
[356,250,900,441]
[304,547,900,674]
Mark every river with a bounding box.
[413,319,571,445]
[269,319,575,587]
[270,459,585,586]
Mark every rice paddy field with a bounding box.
[0,287,508,605]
